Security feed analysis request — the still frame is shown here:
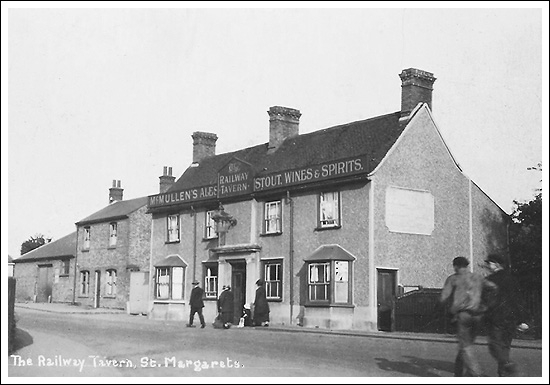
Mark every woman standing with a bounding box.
[254,279,270,326]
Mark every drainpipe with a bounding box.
[72,225,79,305]
[192,206,197,281]
[147,217,155,317]
[287,191,294,325]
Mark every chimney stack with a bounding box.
[192,132,218,164]
[267,106,301,152]
[159,166,175,193]
[109,180,123,204]
[399,68,436,120]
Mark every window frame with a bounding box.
[263,260,283,301]
[83,226,91,250]
[203,263,218,299]
[60,259,71,276]
[105,269,117,297]
[263,200,282,235]
[204,210,218,240]
[306,260,352,307]
[317,191,341,229]
[109,222,117,248]
[155,266,186,300]
[167,214,180,243]
[80,270,90,296]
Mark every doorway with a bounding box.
[230,261,246,324]
[94,270,101,308]
[377,269,397,331]
[37,265,53,303]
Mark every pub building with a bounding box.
[147,68,508,331]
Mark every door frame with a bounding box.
[376,267,398,331]
[94,270,101,308]
[229,260,247,324]
[36,264,53,303]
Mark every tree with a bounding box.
[20,234,52,255]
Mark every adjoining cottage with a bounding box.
[75,181,151,313]
[13,232,76,303]
[148,68,506,330]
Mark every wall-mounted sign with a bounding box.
[253,155,367,193]
[385,186,434,235]
[217,158,253,198]
[148,155,369,209]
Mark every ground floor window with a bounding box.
[204,263,218,299]
[80,270,90,296]
[155,266,185,300]
[106,269,117,296]
[263,260,282,300]
[307,260,352,305]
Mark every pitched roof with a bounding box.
[303,244,357,261]
[169,111,403,191]
[76,196,149,225]
[15,232,76,262]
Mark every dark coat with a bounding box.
[189,286,204,308]
[218,289,234,314]
[484,269,523,328]
[254,286,270,323]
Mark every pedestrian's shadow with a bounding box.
[375,355,454,377]
[10,328,34,354]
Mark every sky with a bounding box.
[3,4,548,259]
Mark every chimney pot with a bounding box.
[399,68,436,119]
[159,166,176,193]
[267,106,301,152]
[109,180,123,203]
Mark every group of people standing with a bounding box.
[440,254,529,377]
[187,278,270,330]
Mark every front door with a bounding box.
[377,269,397,331]
[231,262,246,324]
[37,265,53,303]
[94,270,101,308]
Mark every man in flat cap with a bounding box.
[484,253,528,377]
[440,256,487,377]
[187,280,205,328]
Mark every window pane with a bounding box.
[320,192,340,227]
[334,281,348,303]
[172,267,184,300]
[157,268,170,299]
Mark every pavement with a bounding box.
[13,302,542,350]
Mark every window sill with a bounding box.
[165,240,180,244]
[314,225,341,232]
[81,248,90,252]
[204,297,218,301]
[305,302,354,308]
[107,246,117,250]
[78,295,89,298]
[202,237,218,242]
[103,295,117,299]
[153,299,186,304]
[59,274,70,278]
[267,298,283,302]
[260,232,283,237]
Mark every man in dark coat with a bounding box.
[254,279,270,326]
[484,253,529,377]
[218,285,234,329]
[187,280,205,328]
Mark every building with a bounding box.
[146,68,508,330]
[8,255,14,277]
[74,181,150,312]
[13,232,76,303]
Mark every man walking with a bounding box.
[440,256,486,377]
[484,253,528,377]
[187,280,206,328]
